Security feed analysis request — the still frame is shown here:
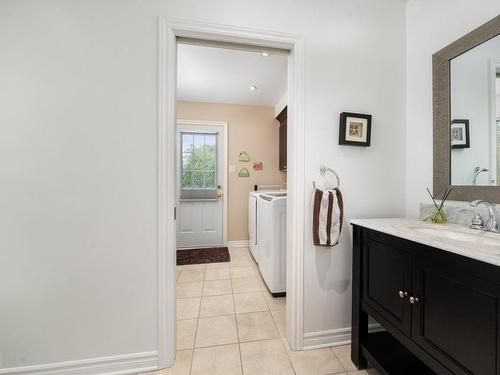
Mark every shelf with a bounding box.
[361,332,436,375]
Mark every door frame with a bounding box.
[157,17,305,368]
[176,119,228,248]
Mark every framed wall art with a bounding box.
[451,119,470,149]
[339,112,372,147]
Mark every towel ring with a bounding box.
[312,165,340,190]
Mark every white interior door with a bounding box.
[176,123,224,248]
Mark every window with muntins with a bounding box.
[180,132,218,199]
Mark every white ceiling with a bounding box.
[177,43,287,107]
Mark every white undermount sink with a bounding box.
[350,218,500,266]
[413,226,500,247]
[399,223,500,249]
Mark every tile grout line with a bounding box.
[331,346,351,374]
[184,315,288,346]
[275,320,296,374]
[270,310,285,339]
[229,260,245,375]
[181,258,247,373]
[188,264,205,375]
[156,288,356,371]
[251,255,297,374]
[173,250,299,375]
[247,251,296,374]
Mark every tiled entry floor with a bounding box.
[140,247,379,375]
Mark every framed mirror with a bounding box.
[434,15,500,201]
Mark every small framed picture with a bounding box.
[451,119,470,149]
[339,112,372,146]
[253,161,263,171]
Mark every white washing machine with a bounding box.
[256,192,287,296]
[248,190,285,264]
[248,191,260,263]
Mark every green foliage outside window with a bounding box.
[182,133,216,189]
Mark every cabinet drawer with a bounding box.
[362,237,412,336]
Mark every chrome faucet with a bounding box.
[472,167,489,186]
[470,200,499,232]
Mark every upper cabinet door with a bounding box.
[362,235,413,336]
[276,107,287,172]
[411,261,500,375]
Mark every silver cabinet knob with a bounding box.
[398,291,408,299]
[409,296,419,304]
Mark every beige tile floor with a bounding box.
[140,247,379,375]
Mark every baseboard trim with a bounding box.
[302,324,383,350]
[226,240,249,248]
[0,351,158,375]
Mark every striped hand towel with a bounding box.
[312,188,344,247]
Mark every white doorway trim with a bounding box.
[158,17,305,368]
[177,119,228,247]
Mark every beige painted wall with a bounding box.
[177,101,285,241]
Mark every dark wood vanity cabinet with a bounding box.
[276,106,287,172]
[352,225,500,375]
[411,261,499,375]
[362,239,413,336]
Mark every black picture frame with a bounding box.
[451,119,470,149]
[339,112,372,147]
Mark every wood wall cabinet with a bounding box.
[276,106,287,172]
[352,225,500,375]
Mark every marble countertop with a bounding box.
[350,218,500,267]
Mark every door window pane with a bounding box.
[182,134,193,153]
[204,137,216,170]
[193,171,205,188]
[182,171,193,188]
[180,132,217,193]
[182,153,192,169]
[205,171,216,188]
[193,135,205,169]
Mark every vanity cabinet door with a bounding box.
[362,237,412,336]
[411,262,499,375]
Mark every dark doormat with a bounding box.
[177,247,230,266]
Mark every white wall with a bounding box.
[0,0,406,372]
[165,0,408,345]
[0,0,161,372]
[406,0,500,217]
[289,2,407,339]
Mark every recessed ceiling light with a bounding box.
[248,85,258,91]
[260,52,270,57]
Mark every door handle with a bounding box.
[409,296,420,304]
